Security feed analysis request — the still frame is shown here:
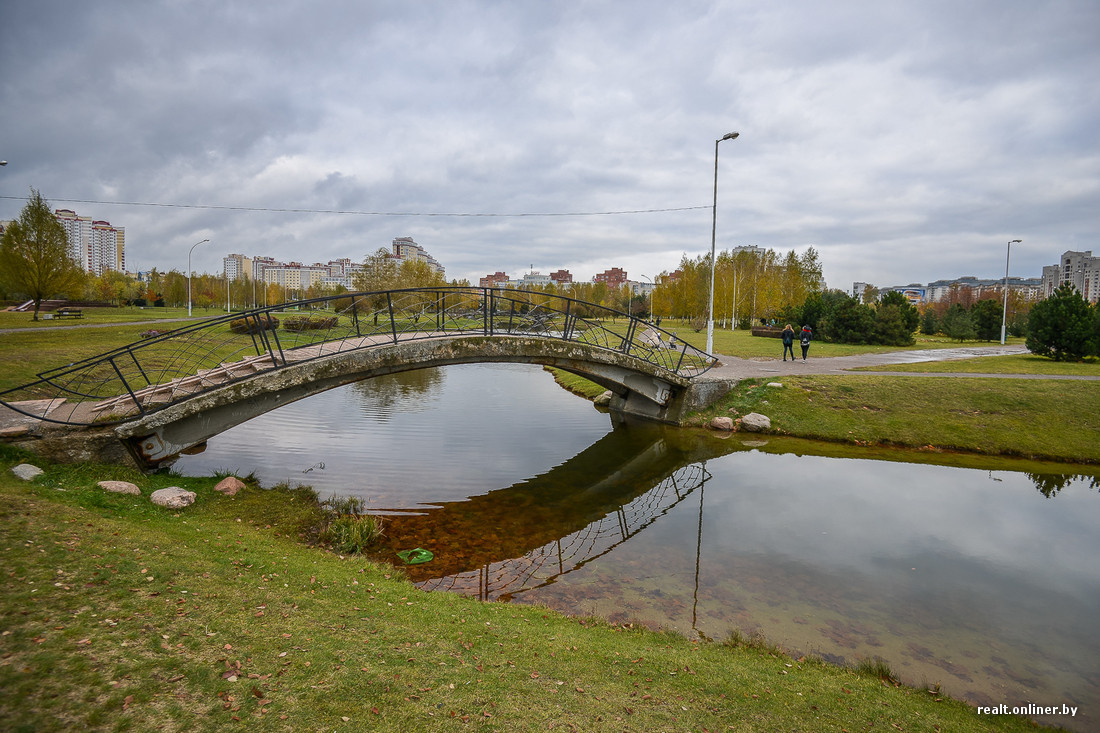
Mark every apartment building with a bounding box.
[53,208,125,275]
[391,237,444,276]
[1043,250,1099,302]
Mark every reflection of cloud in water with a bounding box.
[348,368,445,418]
[691,454,1100,599]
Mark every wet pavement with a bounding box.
[703,343,1100,380]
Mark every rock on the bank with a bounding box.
[709,416,735,431]
[740,412,771,432]
[11,463,44,481]
[150,487,196,509]
[214,476,246,496]
[98,480,141,495]
[594,390,613,407]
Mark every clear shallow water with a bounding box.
[175,364,1100,730]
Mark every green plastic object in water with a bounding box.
[396,548,433,564]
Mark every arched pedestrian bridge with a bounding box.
[1,287,732,471]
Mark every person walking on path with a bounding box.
[799,325,812,362]
[781,324,796,361]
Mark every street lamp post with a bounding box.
[708,131,739,354]
[1001,239,1022,345]
[187,238,210,317]
[640,274,655,322]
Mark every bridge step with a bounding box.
[89,353,281,418]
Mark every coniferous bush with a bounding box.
[1026,284,1094,361]
[941,304,976,341]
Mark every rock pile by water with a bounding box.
[9,463,246,509]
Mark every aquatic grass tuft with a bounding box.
[316,494,385,553]
[856,655,899,685]
[318,513,385,554]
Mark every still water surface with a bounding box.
[176,364,1100,729]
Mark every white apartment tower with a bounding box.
[224,253,253,281]
[54,209,125,275]
[391,237,444,276]
[1042,250,1100,303]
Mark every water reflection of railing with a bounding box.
[415,463,710,601]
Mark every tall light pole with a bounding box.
[1001,239,1021,345]
[187,238,210,317]
[640,274,655,322]
[708,131,739,354]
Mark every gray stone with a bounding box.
[709,416,735,431]
[766,382,783,388]
[740,412,771,432]
[150,487,196,509]
[214,476,246,496]
[593,390,613,407]
[11,463,44,481]
[98,480,141,495]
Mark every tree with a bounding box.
[941,303,976,341]
[819,294,874,344]
[970,298,1003,341]
[920,307,939,335]
[872,295,917,346]
[1026,284,1093,361]
[0,189,85,320]
[878,291,919,333]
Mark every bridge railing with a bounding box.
[0,287,717,427]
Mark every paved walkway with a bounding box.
[704,344,1100,381]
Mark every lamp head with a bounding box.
[1010,239,1021,243]
[721,132,740,141]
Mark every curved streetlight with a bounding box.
[640,274,657,324]
[707,131,739,354]
[187,238,210,317]
[1001,239,1022,345]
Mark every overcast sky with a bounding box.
[2,1,1097,292]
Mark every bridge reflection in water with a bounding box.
[374,423,723,608]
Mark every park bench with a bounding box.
[55,308,83,319]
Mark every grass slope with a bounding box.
[0,447,1042,732]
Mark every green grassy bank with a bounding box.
[698,374,1100,464]
[0,446,1041,732]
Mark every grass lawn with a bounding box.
[700,375,1100,464]
[0,306,210,329]
[858,353,1100,375]
[0,446,1041,732]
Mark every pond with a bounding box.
[174,363,1100,730]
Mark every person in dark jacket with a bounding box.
[799,325,813,361]
[781,324,796,361]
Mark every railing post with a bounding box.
[267,314,286,366]
[622,317,638,353]
[488,289,496,335]
[675,341,688,374]
[562,298,573,341]
[351,295,362,337]
[437,292,443,332]
[108,357,144,415]
[482,289,490,335]
[387,292,398,344]
[124,346,151,387]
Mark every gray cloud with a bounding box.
[2,0,1097,290]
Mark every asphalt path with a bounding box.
[704,344,1100,381]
